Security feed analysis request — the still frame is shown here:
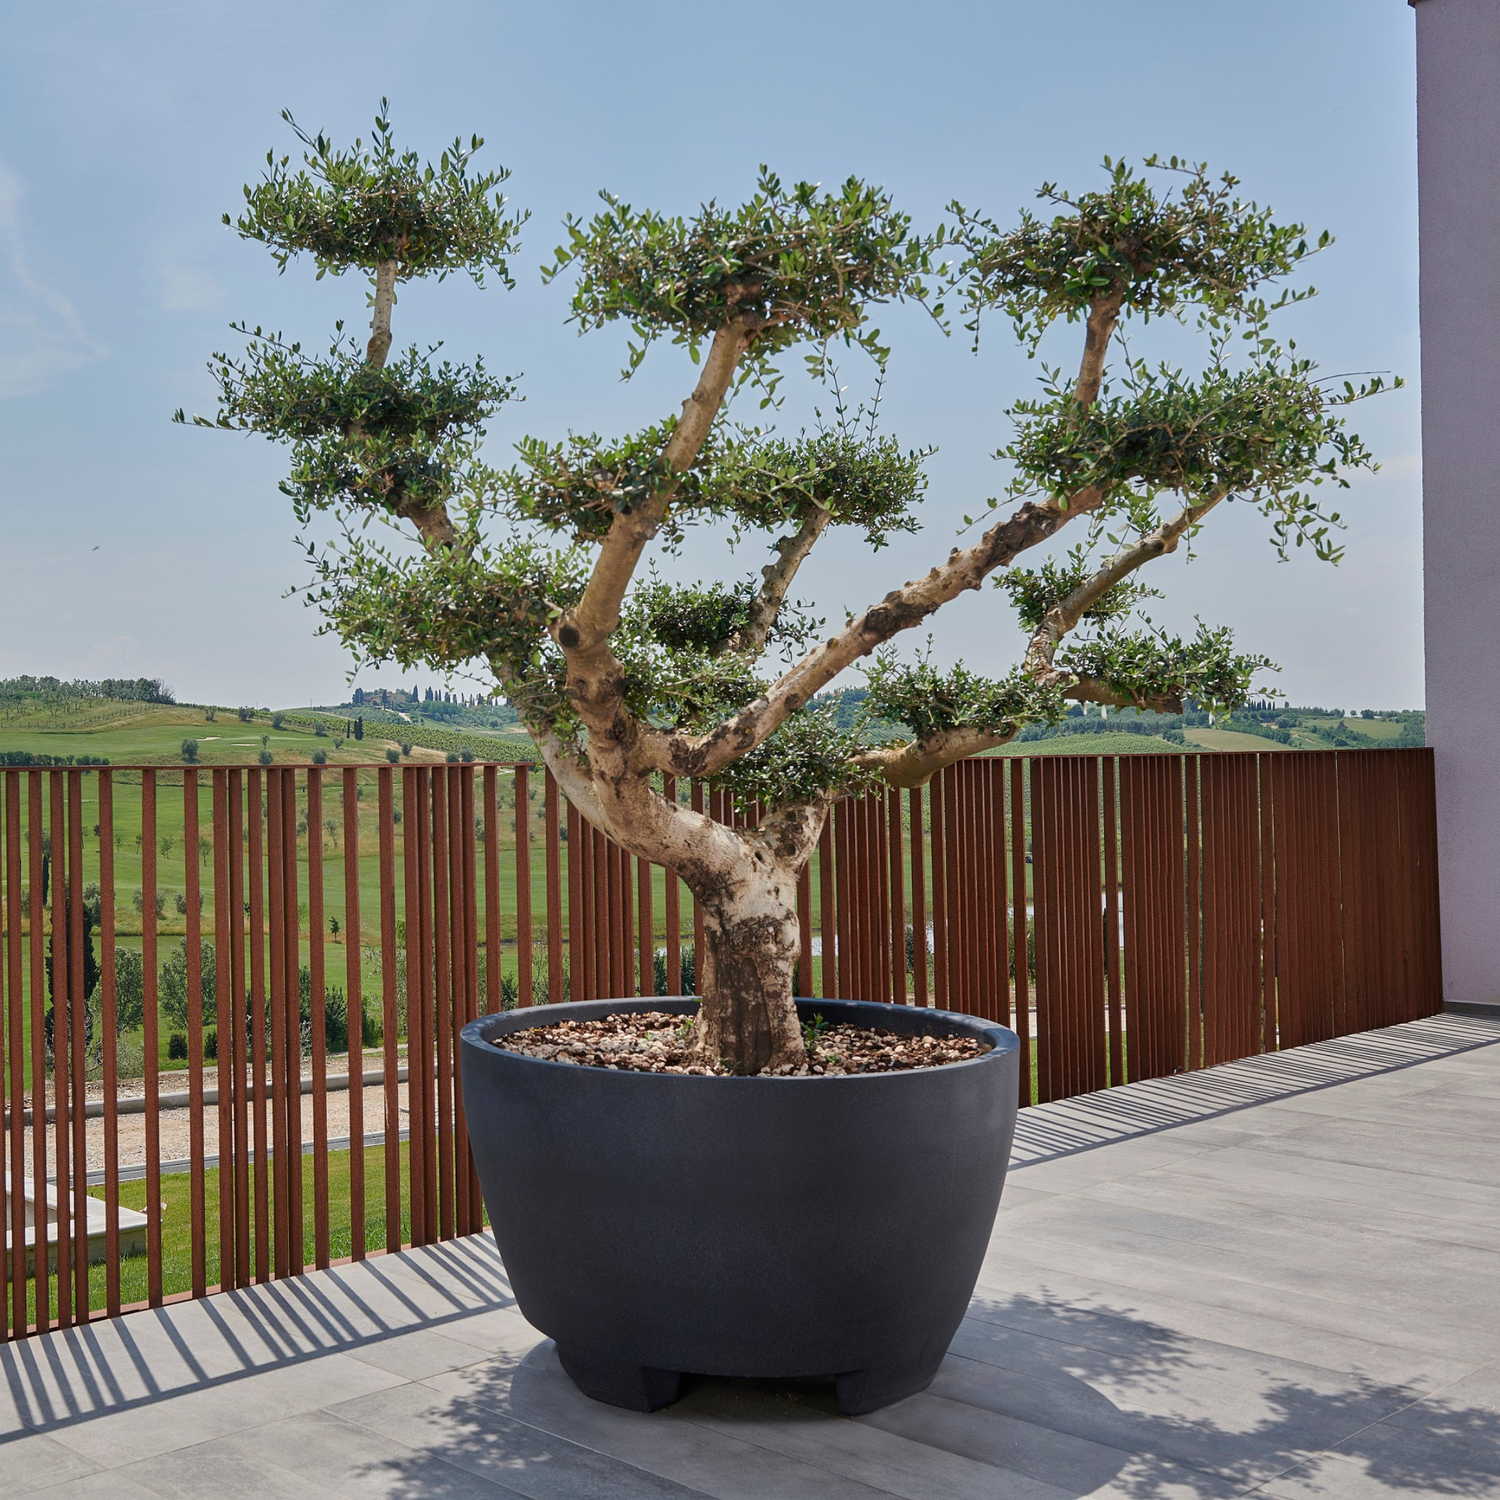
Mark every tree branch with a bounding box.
[1023,490,1226,686]
[1061,677,1182,714]
[393,495,460,552]
[554,322,753,755]
[749,796,830,867]
[360,254,461,557]
[854,726,1018,790]
[366,259,397,368]
[1075,290,1123,406]
[636,287,1130,779]
[531,728,604,827]
[646,484,1104,778]
[725,507,831,656]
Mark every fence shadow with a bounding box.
[0,1235,513,1437]
[1010,1013,1500,1167]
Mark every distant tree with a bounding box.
[158,938,217,1032]
[259,749,274,765]
[180,738,199,763]
[131,887,167,918]
[385,748,400,765]
[460,748,475,763]
[45,883,101,1040]
[271,711,286,730]
[158,834,174,858]
[334,737,344,750]
[352,687,365,706]
[324,816,338,844]
[311,748,328,765]
[313,719,328,736]
[236,706,254,722]
[261,734,270,748]
[330,914,341,940]
[445,751,459,764]
[199,835,212,865]
[204,707,217,722]
[399,741,413,756]
[112,948,145,1034]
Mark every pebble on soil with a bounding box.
[492,1010,990,1076]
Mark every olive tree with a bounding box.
[181,110,1388,1073]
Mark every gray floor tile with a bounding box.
[223,1409,515,1498]
[856,1388,1133,1494]
[345,1327,499,1382]
[15,1474,160,1499]
[118,1437,337,1498]
[1260,1442,1500,1500]
[46,1385,251,1468]
[329,1375,713,1498]
[674,1377,1074,1500]
[0,1432,101,1496]
[431,1348,904,1500]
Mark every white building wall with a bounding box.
[1414,0,1500,1002]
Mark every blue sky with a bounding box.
[0,0,1421,709]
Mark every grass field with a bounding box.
[1185,727,1290,753]
[0,702,445,768]
[992,731,1183,756]
[1297,716,1403,742]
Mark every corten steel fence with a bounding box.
[0,749,1440,1339]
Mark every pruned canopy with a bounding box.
[185,119,1393,829]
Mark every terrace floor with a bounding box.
[3,1013,1499,1500]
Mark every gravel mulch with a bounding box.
[492,1010,990,1076]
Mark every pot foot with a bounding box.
[834,1355,944,1415]
[556,1347,683,1412]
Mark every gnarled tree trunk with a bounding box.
[685,856,806,1075]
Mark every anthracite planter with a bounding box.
[459,997,1018,1415]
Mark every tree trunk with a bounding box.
[688,856,806,1075]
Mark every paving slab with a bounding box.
[0,1014,1495,1499]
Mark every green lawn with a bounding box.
[0,703,434,768]
[991,731,1183,756]
[1185,727,1291,753]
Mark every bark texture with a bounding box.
[688,857,806,1075]
[367,259,397,368]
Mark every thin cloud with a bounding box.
[0,161,102,398]
[160,263,224,312]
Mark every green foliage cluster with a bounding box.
[1004,360,1379,563]
[545,168,938,385]
[865,652,1067,741]
[948,156,1321,344]
[0,751,111,767]
[195,335,516,527]
[712,707,873,813]
[1002,546,1158,632]
[1057,621,1272,717]
[229,102,524,283]
[503,424,925,549]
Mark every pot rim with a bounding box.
[459,997,1019,1084]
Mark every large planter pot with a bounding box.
[459,997,1019,1415]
